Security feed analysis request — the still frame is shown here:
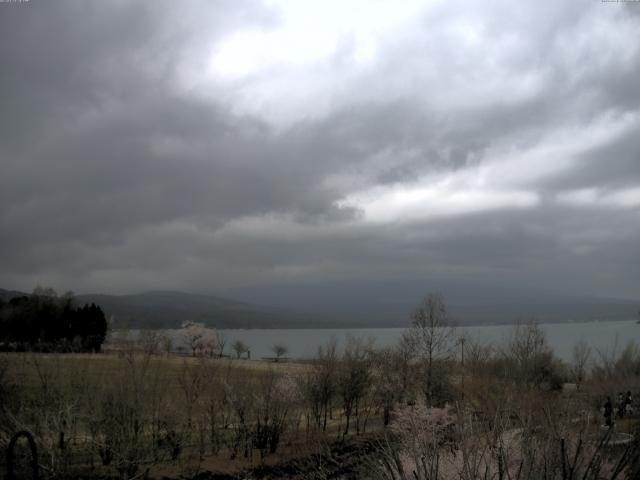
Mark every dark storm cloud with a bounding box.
[0,0,639,302]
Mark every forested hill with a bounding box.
[0,289,329,329]
[78,290,328,329]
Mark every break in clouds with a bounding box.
[1,0,639,303]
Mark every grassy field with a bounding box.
[2,351,309,387]
[2,331,640,479]
[0,350,367,479]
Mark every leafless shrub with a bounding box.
[373,392,640,480]
[374,404,456,479]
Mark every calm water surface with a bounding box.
[198,320,639,361]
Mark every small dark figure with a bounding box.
[617,392,625,419]
[625,391,633,415]
[604,397,613,427]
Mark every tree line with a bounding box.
[0,287,108,352]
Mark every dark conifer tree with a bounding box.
[0,291,108,352]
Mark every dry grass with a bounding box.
[0,351,323,479]
[0,351,309,391]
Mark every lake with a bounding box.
[155,320,640,362]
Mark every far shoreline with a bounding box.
[121,317,638,331]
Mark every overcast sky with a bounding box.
[1,0,639,304]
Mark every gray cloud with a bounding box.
[1,0,639,310]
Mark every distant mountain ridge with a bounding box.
[1,287,638,329]
[228,281,639,327]
[0,289,310,328]
[75,290,331,329]
[0,288,328,329]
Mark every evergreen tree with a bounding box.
[0,289,108,352]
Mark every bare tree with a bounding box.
[271,343,288,362]
[592,335,620,380]
[231,339,249,359]
[395,333,417,405]
[338,336,374,435]
[507,320,548,363]
[614,340,640,376]
[177,359,205,429]
[138,330,160,355]
[504,320,563,389]
[252,370,295,458]
[300,338,338,433]
[158,333,173,355]
[572,340,591,390]
[463,337,494,377]
[371,347,403,426]
[215,331,227,358]
[224,371,255,459]
[408,293,455,406]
